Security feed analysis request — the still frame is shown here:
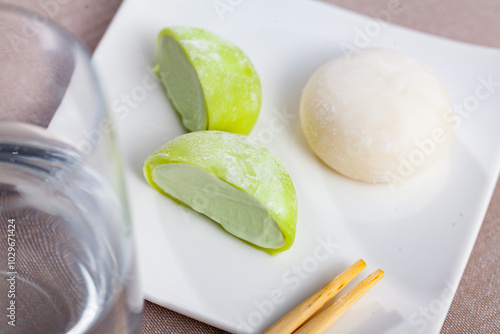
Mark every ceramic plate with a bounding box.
[92,0,500,332]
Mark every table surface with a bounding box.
[1,0,499,333]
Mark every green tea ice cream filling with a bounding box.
[157,34,207,131]
[152,163,286,249]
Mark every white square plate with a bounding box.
[92,1,500,333]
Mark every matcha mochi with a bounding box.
[144,131,297,255]
[156,27,261,135]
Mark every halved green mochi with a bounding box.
[156,27,261,135]
[143,131,297,255]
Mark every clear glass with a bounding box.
[0,5,143,334]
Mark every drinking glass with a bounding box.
[0,5,143,333]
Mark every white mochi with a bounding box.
[300,49,453,183]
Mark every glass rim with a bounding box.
[0,3,109,130]
[0,3,93,60]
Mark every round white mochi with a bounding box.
[300,48,453,183]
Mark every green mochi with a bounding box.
[144,131,297,255]
[156,27,261,135]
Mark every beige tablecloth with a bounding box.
[1,0,499,333]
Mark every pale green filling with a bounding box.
[152,163,286,249]
[158,35,207,131]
